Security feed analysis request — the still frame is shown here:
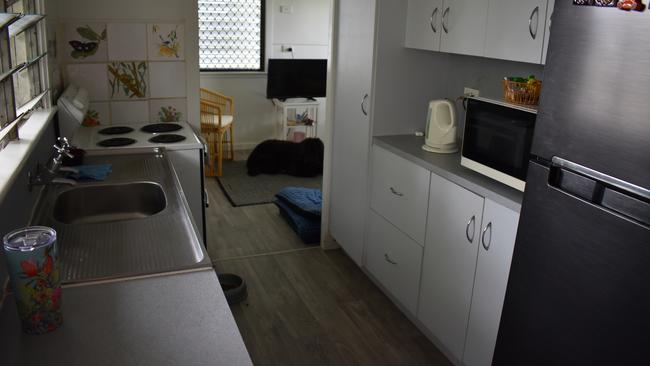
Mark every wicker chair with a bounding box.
[200,88,235,177]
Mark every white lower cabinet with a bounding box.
[462,199,520,366]
[417,172,520,365]
[417,172,485,362]
[365,210,424,314]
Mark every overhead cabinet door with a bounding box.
[484,0,548,64]
[405,0,443,51]
[440,0,489,57]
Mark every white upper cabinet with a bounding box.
[405,0,443,51]
[484,0,549,64]
[440,0,489,57]
[541,0,555,64]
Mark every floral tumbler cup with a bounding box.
[3,226,62,334]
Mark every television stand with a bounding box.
[273,98,320,141]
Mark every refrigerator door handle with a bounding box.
[551,157,650,200]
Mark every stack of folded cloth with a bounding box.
[273,187,322,245]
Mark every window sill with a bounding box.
[0,107,57,204]
[200,71,267,79]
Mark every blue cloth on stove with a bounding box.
[69,164,112,181]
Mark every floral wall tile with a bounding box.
[110,101,149,124]
[66,63,109,100]
[108,61,148,99]
[63,23,108,62]
[107,23,147,61]
[147,24,184,61]
[149,98,187,122]
[82,102,110,126]
[149,62,186,98]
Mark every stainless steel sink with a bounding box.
[30,152,211,284]
[53,182,167,224]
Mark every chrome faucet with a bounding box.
[28,137,79,190]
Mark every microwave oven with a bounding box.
[461,97,537,192]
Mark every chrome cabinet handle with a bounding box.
[389,187,404,197]
[481,222,492,251]
[529,6,539,40]
[430,7,439,33]
[465,215,476,243]
[384,253,397,265]
[361,93,369,116]
[442,7,450,34]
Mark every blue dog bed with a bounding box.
[274,187,322,244]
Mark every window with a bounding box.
[198,0,265,72]
[0,0,49,151]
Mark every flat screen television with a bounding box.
[266,59,327,100]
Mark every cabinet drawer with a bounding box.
[365,210,424,315]
[370,145,431,245]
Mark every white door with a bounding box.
[484,0,548,64]
[463,199,520,366]
[330,0,376,265]
[405,0,443,51]
[418,173,485,362]
[440,0,489,57]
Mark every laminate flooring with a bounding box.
[205,150,312,260]
[215,249,452,366]
[206,150,450,366]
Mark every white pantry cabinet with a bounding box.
[418,172,519,364]
[330,0,376,265]
[405,0,489,57]
[484,0,549,64]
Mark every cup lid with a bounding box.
[3,226,56,252]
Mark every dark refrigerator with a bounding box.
[493,2,650,365]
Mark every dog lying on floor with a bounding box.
[247,138,324,177]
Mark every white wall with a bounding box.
[55,0,200,129]
[200,0,332,150]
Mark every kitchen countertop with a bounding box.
[374,135,524,211]
[0,269,252,366]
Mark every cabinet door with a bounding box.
[484,0,548,64]
[365,211,424,314]
[405,0,443,51]
[418,173,485,362]
[440,0,489,57]
[330,0,376,265]
[541,0,554,65]
[462,199,520,366]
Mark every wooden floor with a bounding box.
[215,249,451,366]
[206,150,450,366]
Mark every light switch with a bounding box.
[280,5,293,14]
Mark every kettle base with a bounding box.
[422,144,458,154]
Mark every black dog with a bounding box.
[247,138,324,177]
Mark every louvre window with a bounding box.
[0,0,49,151]
[198,0,265,72]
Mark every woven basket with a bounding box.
[502,80,542,106]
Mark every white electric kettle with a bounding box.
[422,99,458,154]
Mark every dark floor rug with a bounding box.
[216,161,322,207]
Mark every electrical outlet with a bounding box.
[281,45,293,53]
[280,5,293,14]
[464,87,480,98]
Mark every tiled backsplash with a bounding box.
[61,21,187,125]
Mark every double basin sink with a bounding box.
[31,151,210,284]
